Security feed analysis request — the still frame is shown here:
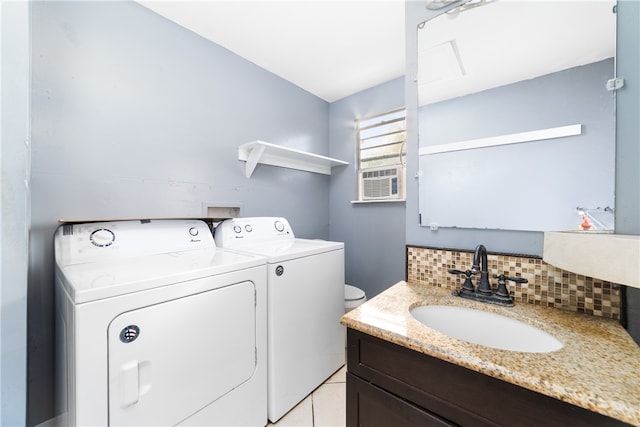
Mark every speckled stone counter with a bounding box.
[340,281,640,426]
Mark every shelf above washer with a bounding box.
[238,140,349,178]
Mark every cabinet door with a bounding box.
[347,373,456,427]
[347,329,631,427]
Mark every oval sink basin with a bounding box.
[410,305,563,353]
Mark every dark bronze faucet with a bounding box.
[471,244,492,296]
[448,244,528,307]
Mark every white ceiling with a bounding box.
[135,1,616,105]
[136,0,407,103]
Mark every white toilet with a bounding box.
[344,284,367,313]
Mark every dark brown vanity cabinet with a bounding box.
[346,329,630,427]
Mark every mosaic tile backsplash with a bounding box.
[407,246,622,320]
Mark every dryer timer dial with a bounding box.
[90,229,115,247]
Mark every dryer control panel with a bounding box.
[214,217,294,247]
[55,219,214,266]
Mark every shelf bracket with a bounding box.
[243,143,267,178]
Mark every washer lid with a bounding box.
[224,238,343,262]
[345,285,365,301]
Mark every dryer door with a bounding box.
[108,278,257,426]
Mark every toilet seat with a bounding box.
[345,284,365,301]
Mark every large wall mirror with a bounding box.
[417,0,617,231]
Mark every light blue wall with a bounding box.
[329,77,406,299]
[1,1,30,425]
[615,0,640,342]
[614,0,639,236]
[29,1,332,424]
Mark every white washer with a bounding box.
[214,217,345,423]
[54,219,267,427]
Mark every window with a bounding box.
[356,108,406,201]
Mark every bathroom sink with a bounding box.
[410,305,563,353]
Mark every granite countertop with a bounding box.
[340,281,640,426]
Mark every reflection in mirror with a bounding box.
[417,0,617,231]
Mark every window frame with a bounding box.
[355,108,407,202]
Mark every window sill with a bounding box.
[351,199,406,204]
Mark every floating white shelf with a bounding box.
[238,140,348,178]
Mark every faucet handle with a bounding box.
[448,269,475,293]
[494,274,528,284]
[493,274,528,297]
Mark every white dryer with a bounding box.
[214,217,345,422]
[54,219,267,427]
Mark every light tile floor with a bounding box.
[267,365,346,427]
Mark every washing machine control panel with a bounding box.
[214,217,294,247]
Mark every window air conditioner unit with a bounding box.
[359,166,405,200]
